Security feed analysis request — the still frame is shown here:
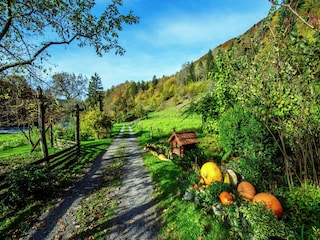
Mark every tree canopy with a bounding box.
[0,0,139,75]
[49,72,88,101]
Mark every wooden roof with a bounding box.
[168,131,199,146]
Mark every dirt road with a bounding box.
[24,126,159,240]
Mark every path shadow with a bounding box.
[26,130,125,240]
[70,199,159,239]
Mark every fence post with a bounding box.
[75,104,80,154]
[37,86,49,159]
[50,121,54,148]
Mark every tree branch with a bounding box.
[0,34,79,72]
[270,0,320,33]
[0,0,13,42]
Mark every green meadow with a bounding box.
[0,125,122,239]
[134,109,202,143]
[132,109,229,239]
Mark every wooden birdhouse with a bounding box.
[168,130,199,157]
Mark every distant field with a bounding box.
[134,109,202,138]
[0,133,58,173]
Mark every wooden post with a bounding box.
[37,87,49,159]
[150,126,153,139]
[75,104,80,154]
[50,121,54,148]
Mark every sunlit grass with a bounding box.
[0,124,123,239]
[132,109,229,239]
[135,109,202,136]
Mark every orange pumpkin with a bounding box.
[237,181,256,200]
[219,191,234,206]
[252,192,283,219]
[200,162,223,185]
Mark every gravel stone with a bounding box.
[23,126,159,240]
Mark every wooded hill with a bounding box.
[102,0,320,187]
[103,1,319,118]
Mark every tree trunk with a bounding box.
[37,87,49,159]
[75,104,80,154]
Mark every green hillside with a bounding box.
[104,0,320,227]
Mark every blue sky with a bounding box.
[47,0,272,90]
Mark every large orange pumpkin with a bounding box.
[219,191,234,206]
[200,162,222,185]
[237,181,256,200]
[252,192,283,219]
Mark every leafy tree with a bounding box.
[80,106,112,140]
[0,0,139,75]
[0,76,35,128]
[49,72,88,101]
[152,75,158,88]
[195,60,206,81]
[232,1,320,187]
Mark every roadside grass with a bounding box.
[131,109,230,239]
[0,124,122,239]
[0,134,63,173]
[134,109,320,240]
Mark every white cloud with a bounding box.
[44,1,272,90]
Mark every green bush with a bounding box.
[4,164,57,208]
[219,104,277,160]
[226,202,288,240]
[219,104,279,190]
[284,184,320,239]
[81,107,113,140]
[172,149,208,170]
[195,182,231,213]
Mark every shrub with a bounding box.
[172,149,208,170]
[81,107,113,140]
[4,164,57,208]
[219,104,279,190]
[195,182,231,213]
[284,184,320,239]
[226,202,288,240]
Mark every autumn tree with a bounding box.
[0,0,139,76]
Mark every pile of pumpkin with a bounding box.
[197,161,283,219]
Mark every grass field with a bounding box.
[0,132,64,174]
[0,124,123,239]
[131,109,226,239]
[134,109,202,146]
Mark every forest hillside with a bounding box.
[102,0,320,188]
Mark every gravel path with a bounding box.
[23,126,159,240]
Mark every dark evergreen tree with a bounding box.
[206,49,215,78]
[87,73,104,111]
[189,61,196,82]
